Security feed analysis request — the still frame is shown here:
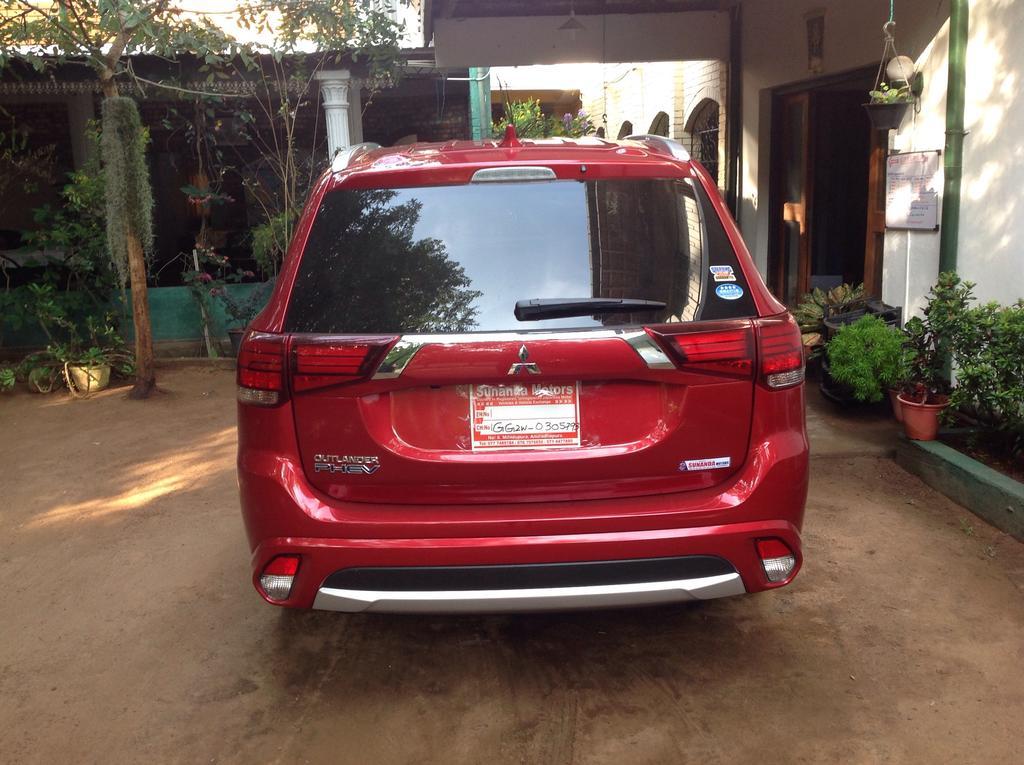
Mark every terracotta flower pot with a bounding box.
[888,389,904,423]
[897,392,948,441]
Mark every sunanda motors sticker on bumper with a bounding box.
[679,456,732,472]
[471,382,581,450]
[715,283,744,300]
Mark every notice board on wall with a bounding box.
[886,150,942,230]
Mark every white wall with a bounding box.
[434,12,728,67]
[740,0,952,276]
[886,0,1024,315]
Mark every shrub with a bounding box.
[901,272,975,400]
[950,298,1024,455]
[826,315,908,403]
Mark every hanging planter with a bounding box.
[864,100,911,131]
[864,17,918,131]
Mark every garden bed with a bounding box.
[939,431,1024,483]
[896,435,1024,541]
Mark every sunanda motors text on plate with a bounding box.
[470,383,581,450]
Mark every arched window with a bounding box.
[616,120,633,140]
[648,111,670,137]
[687,100,720,183]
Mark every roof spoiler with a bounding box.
[331,142,382,172]
[624,134,691,162]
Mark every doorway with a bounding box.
[768,68,882,304]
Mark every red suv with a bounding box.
[236,131,808,613]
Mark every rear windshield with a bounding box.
[285,178,755,334]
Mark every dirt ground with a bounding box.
[2,366,1022,764]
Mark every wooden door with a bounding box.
[863,129,888,297]
[770,93,812,305]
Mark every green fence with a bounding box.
[2,282,270,350]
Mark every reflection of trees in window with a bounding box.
[287,189,481,333]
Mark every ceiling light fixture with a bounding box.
[558,0,585,40]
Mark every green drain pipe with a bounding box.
[939,0,969,274]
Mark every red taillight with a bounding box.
[291,337,397,392]
[649,322,754,378]
[756,314,805,389]
[263,555,300,576]
[259,555,300,601]
[237,332,287,406]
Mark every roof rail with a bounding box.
[330,142,381,172]
[624,134,691,162]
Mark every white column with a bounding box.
[316,69,352,157]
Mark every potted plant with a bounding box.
[864,82,913,131]
[216,281,273,356]
[826,315,909,410]
[18,316,135,397]
[896,273,972,440]
[793,282,867,364]
[18,349,62,394]
[0,366,16,393]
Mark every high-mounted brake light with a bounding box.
[237,332,287,406]
[756,538,797,583]
[291,337,397,391]
[259,555,300,601]
[756,314,805,389]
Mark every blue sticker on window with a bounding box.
[715,283,744,301]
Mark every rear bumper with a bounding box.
[313,573,745,613]
[251,519,802,610]
[239,390,808,612]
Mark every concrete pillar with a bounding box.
[315,69,353,157]
[348,81,364,145]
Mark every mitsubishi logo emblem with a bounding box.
[508,344,541,375]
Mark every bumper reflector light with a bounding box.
[756,539,796,583]
[259,555,300,601]
[237,386,280,406]
[765,368,805,389]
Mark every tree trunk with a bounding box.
[126,226,156,398]
[100,71,157,398]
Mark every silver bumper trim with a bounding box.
[311,572,746,614]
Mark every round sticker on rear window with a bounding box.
[715,283,744,301]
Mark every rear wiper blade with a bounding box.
[514,297,667,321]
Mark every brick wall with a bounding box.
[678,60,728,188]
[362,90,470,146]
[579,60,729,189]
[0,99,73,241]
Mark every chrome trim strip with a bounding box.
[621,331,676,370]
[370,329,675,379]
[312,572,745,613]
[372,339,426,379]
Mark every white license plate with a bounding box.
[469,382,581,450]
